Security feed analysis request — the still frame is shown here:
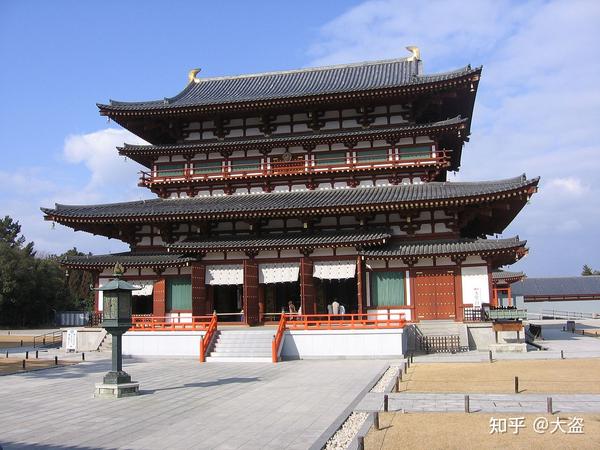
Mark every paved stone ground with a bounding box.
[357,393,600,414]
[0,357,386,450]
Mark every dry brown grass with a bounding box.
[399,358,600,394]
[0,357,76,375]
[366,413,600,450]
[0,335,37,348]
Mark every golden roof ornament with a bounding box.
[113,262,125,278]
[188,68,201,84]
[406,46,420,61]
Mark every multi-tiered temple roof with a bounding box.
[43,49,538,323]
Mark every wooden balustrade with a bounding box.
[284,313,406,330]
[271,313,288,363]
[139,149,450,186]
[199,314,218,362]
[129,315,213,331]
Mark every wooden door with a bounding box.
[243,260,260,325]
[191,263,207,316]
[413,270,456,320]
[300,257,315,315]
[153,278,166,317]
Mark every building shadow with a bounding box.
[0,442,102,450]
[140,376,260,394]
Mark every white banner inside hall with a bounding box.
[259,263,300,284]
[131,280,154,296]
[313,261,356,280]
[206,265,244,285]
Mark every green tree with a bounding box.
[582,264,600,276]
[0,216,88,327]
[60,248,94,311]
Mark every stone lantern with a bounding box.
[94,263,140,398]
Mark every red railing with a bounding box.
[129,315,213,331]
[139,148,450,186]
[271,313,288,363]
[285,313,406,330]
[199,313,218,363]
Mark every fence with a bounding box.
[528,309,597,320]
[32,330,62,348]
[463,307,485,322]
[129,315,214,331]
[416,335,465,354]
[284,313,406,330]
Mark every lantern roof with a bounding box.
[95,278,141,291]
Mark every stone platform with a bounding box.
[94,381,140,398]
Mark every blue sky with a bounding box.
[1,0,599,276]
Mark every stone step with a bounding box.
[210,350,271,358]
[205,330,276,362]
[205,356,272,363]
[213,342,272,349]
[215,338,273,345]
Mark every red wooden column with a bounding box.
[243,259,260,325]
[300,257,316,315]
[191,262,207,316]
[356,256,365,314]
[153,277,166,317]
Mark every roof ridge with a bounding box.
[187,57,416,84]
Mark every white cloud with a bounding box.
[545,177,590,197]
[308,0,600,276]
[0,127,151,256]
[63,128,148,196]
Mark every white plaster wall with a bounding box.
[367,308,411,322]
[122,331,206,357]
[461,266,491,306]
[281,329,404,359]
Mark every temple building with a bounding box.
[42,47,539,325]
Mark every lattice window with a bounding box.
[398,145,432,160]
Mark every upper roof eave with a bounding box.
[41,174,539,223]
[118,117,468,156]
[358,236,527,258]
[166,230,390,253]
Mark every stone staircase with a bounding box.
[414,321,470,351]
[205,329,275,362]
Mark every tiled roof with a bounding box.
[360,237,526,258]
[120,117,467,156]
[511,276,600,299]
[61,252,195,269]
[99,57,480,112]
[41,175,538,222]
[492,270,525,281]
[167,230,390,252]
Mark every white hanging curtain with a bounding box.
[259,263,300,284]
[131,280,154,296]
[206,265,244,285]
[313,261,356,280]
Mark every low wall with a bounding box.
[61,328,106,352]
[118,328,404,359]
[122,331,206,357]
[466,323,525,351]
[281,329,404,359]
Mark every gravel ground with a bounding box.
[370,366,399,393]
[323,365,398,449]
[323,412,369,450]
